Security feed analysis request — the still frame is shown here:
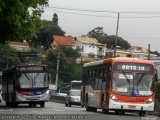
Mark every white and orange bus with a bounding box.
[81,58,157,116]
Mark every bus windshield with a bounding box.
[70,90,81,96]
[112,72,154,96]
[18,73,49,88]
[70,81,81,90]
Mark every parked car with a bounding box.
[56,92,67,97]
[65,89,83,107]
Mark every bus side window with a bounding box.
[102,68,107,90]
[105,69,110,90]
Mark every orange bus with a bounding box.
[81,58,157,116]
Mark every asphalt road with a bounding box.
[0,100,159,120]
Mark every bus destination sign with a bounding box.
[114,63,152,72]
[18,66,44,71]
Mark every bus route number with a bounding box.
[122,65,145,71]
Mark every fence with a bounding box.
[49,96,65,104]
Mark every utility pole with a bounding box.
[55,52,60,88]
[114,13,120,57]
[148,44,150,60]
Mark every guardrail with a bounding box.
[49,96,65,104]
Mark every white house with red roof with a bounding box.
[75,36,106,58]
[51,35,76,50]
[9,40,30,51]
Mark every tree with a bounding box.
[0,0,48,43]
[52,13,58,25]
[87,27,131,50]
[32,20,65,49]
[0,44,21,70]
[45,46,80,84]
[105,35,131,49]
[87,27,107,39]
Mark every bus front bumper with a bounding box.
[109,99,154,111]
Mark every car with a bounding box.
[65,89,83,107]
[56,92,67,97]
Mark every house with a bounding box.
[51,35,76,50]
[8,40,30,51]
[128,45,149,59]
[106,49,131,58]
[75,36,106,59]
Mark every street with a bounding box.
[0,100,158,120]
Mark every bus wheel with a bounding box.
[40,102,45,108]
[69,103,71,107]
[65,103,68,107]
[33,103,36,107]
[65,100,68,107]
[13,103,18,107]
[102,108,108,114]
[6,102,10,107]
[29,103,32,107]
[139,111,145,116]
[115,110,121,115]
[92,107,97,112]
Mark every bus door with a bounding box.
[104,71,110,109]
[155,82,160,112]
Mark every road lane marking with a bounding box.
[0,109,13,112]
[43,109,64,112]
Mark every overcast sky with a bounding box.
[41,0,160,51]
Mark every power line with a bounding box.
[45,6,160,14]
[123,36,160,40]
[44,7,160,18]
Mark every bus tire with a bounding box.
[69,103,71,107]
[139,111,145,116]
[40,102,45,108]
[65,104,68,107]
[65,100,68,107]
[102,108,108,114]
[6,102,10,107]
[85,94,91,111]
[29,103,32,107]
[92,107,97,112]
[33,103,36,107]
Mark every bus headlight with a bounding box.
[46,90,50,94]
[145,98,153,104]
[111,95,120,102]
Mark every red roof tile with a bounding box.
[9,41,29,46]
[53,35,75,46]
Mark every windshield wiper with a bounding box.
[122,71,130,89]
[136,73,145,88]
[24,73,31,81]
[34,73,39,81]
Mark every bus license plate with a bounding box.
[128,105,136,108]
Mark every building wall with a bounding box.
[10,45,29,51]
[76,40,98,57]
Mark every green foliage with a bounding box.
[45,46,81,84]
[87,27,107,38]
[104,35,131,49]
[52,13,58,25]
[87,27,131,49]
[32,20,65,49]
[0,44,21,70]
[0,0,48,43]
